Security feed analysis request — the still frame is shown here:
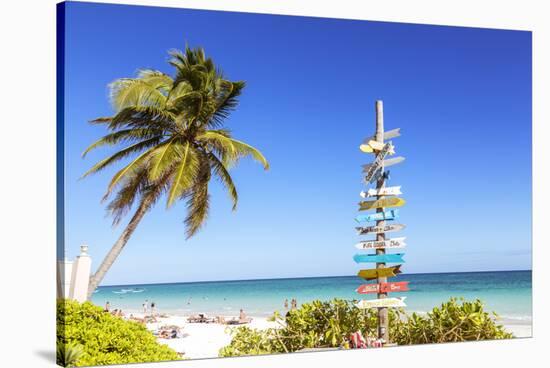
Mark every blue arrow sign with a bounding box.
[355,209,399,223]
[353,253,405,264]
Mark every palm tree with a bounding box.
[82,46,269,299]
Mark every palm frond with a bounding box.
[109,78,167,111]
[208,153,238,210]
[197,130,269,169]
[208,81,245,128]
[108,106,176,131]
[82,137,162,178]
[82,128,164,158]
[147,138,180,181]
[166,142,199,207]
[184,158,211,238]
[137,69,173,92]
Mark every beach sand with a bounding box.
[139,314,280,359]
[132,313,531,360]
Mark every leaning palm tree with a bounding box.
[83,46,269,299]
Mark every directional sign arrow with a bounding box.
[355,224,406,235]
[357,265,402,280]
[362,157,405,173]
[362,128,401,144]
[360,186,402,198]
[356,281,410,294]
[355,237,406,250]
[360,140,395,155]
[355,209,399,223]
[353,253,405,264]
[358,197,406,211]
[355,297,407,309]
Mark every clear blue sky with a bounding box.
[60,2,532,286]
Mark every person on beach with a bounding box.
[143,301,148,315]
[151,301,156,317]
[104,301,110,312]
[291,298,297,310]
[284,299,288,309]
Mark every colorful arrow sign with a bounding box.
[356,281,410,294]
[355,209,399,223]
[356,224,406,235]
[362,157,405,173]
[360,186,402,198]
[358,197,406,211]
[353,253,405,264]
[359,140,396,155]
[355,237,406,250]
[355,297,407,309]
[357,265,402,280]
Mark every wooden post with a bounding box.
[374,100,389,343]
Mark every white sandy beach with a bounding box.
[136,314,280,359]
[127,313,532,359]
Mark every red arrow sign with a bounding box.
[356,281,410,294]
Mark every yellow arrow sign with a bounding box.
[357,265,402,280]
[358,197,406,211]
[359,140,395,155]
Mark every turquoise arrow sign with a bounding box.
[353,253,405,264]
[355,209,399,223]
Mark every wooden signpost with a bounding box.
[355,224,406,235]
[357,265,402,280]
[353,100,409,345]
[355,209,399,223]
[355,297,407,309]
[358,197,406,211]
[353,253,405,264]
[360,186,402,198]
[355,237,406,250]
[356,281,410,294]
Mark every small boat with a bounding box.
[131,288,145,293]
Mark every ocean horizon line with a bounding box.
[99,269,532,288]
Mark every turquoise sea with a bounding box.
[91,270,532,323]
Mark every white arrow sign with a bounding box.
[363,128,401,143]
[360,186,402,198]
[355,237,407,250]
[355,297,407,309]
[362,157,405,173]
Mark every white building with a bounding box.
[57,245,92,302]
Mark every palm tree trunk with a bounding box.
[86,196,153,300]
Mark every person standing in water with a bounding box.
[151,301,156,317]
[284,299,289,310]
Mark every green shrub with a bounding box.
[391,298,513,344]
[56,342,84,367]
[57,299,181,366]
[219,297,513,357]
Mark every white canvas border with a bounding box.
[0,0,547,367]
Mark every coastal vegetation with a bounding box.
[82,46,269,298]
[57,300,181,366]
[219,298,513,357]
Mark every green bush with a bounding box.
[57,299,181,366]
[391,298,513,344]
[219,297,513,357]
